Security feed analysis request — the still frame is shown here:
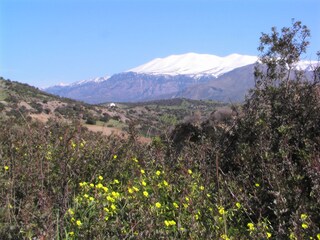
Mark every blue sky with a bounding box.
[1,0,319,88]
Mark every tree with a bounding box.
[223,20,320,238]
[254,19,311,90]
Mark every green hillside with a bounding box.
[0,77,227,139]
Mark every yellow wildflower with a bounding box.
[90,183,94,188]
[247,222,255,231]
[4,166,9,171]
[107,196,115,202]
[84,194,89,198]
[113,155,117,159]
[89,196,94,201]
[236,202,241,209]
[96,183,103,189]
[76,220,82,227]
[111,191,120,198]
[164,220,176,227]
[221,234,230,240]
[141,180,147,186]
[218,206,225,215]
[156,170,161,176]
[173,202,179,209]
[300,213,308,220]
[133,186,139,192]
[113,179,120,184]
[143,191,149,197]
[317,233,320,240]
[128,187,134,194]
[266,232,272,238]
[188,169,192,174]
[98,175,103,181]
[111,204,116,210]
[140,169,145,174]
[69,231,74,236]
[155,202,161,208]
[103,187,109,192]
[199,185,205,191]
[163,180,169,186]
[255,183,260,187]
[68,209,74,215]
[301,223,308,229]
[170,220,176,225]
[289,232,296,240]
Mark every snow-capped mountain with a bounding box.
[56,76,110,87]
[70,76,110,86]
[44,53,318,103]
[128,53,258,77]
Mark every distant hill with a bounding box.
[0,77,226,139]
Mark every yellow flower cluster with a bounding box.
[221,234,230,240]
[143,191,149,197]
[247,222,255,231]
[155,202,161,208]
[218,206,225,215]
[300,213,309,229]
[164,220,176,227]
[76,220,82,227]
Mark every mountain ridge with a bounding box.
[127,53,258,77]
[44,53,319,104]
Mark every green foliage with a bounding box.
[218,20,320,238]
[159,113,177,125]
[255,19,311,89]
[0,118,276,239]
[1,21,320,239]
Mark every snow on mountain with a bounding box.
[128,53,258,77]
[69,76,110,86]
[52,76,110,88]
[295,60,319,71]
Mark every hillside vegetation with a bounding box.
[0,77,225,139]
[1,20,320,239]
